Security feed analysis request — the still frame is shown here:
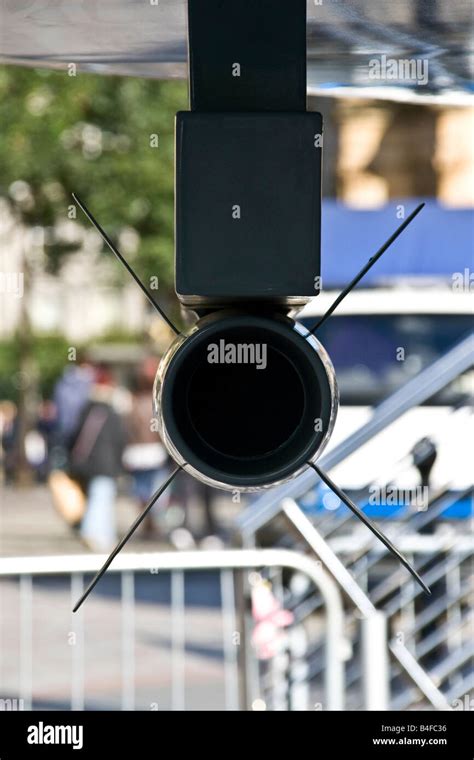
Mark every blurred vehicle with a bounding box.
[299,284,473,520]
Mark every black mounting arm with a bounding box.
[187,0,307,112]
[176,0,322,310]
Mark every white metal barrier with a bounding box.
[0,549,346,711]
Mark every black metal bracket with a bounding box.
[187,0,307,112]
[177,0,321,310]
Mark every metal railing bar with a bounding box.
[369,552,439,607]
[0,548,346,578]
[171,570,185,711]
[220,569,239,711]
[445,673,474,705]
[281,498,377,617]
[383,553,472,617]
[344,607,471,690]
[121,571,135,711]
[399,612,472,669]
[429,641,474,684]
[329,533,474,557]
[390,685,434,711]
[389,639,452,710]
[0,579,2,688]
[346,487,472,577]
[316,481,453,542]
[279,499,393,708]
[279,499,470,707]
[70,573,85,710]
[0,548,352,712]
[446,564,463,658]
[19,574,33,711]
[410,579,472,635]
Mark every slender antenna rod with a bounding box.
[308,203,425,335]
[72,193,181,336]
[73,466,182,612]
[307,461,431,595]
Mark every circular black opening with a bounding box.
[187,346,306,458]
[161,316,333,487]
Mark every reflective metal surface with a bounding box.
[153,313,339,491]
[1,1,472,102]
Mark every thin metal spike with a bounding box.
[73,466,182,612]
[308,461,431,595]
[72,193,181,336]
[308,203,425,336]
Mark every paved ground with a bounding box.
[0,481,239,557]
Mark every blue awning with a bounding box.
[321,200,474,287]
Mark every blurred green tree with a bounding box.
[0,65,187,480]
[0,65,187,290]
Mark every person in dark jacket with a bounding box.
[69,367,126,552]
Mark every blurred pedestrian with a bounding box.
[68,366,126,552]
[169,475,221,549]
[0,400,18,483]
[123,357,169,538]
[51,352,94,470]
[36,399,57,481]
